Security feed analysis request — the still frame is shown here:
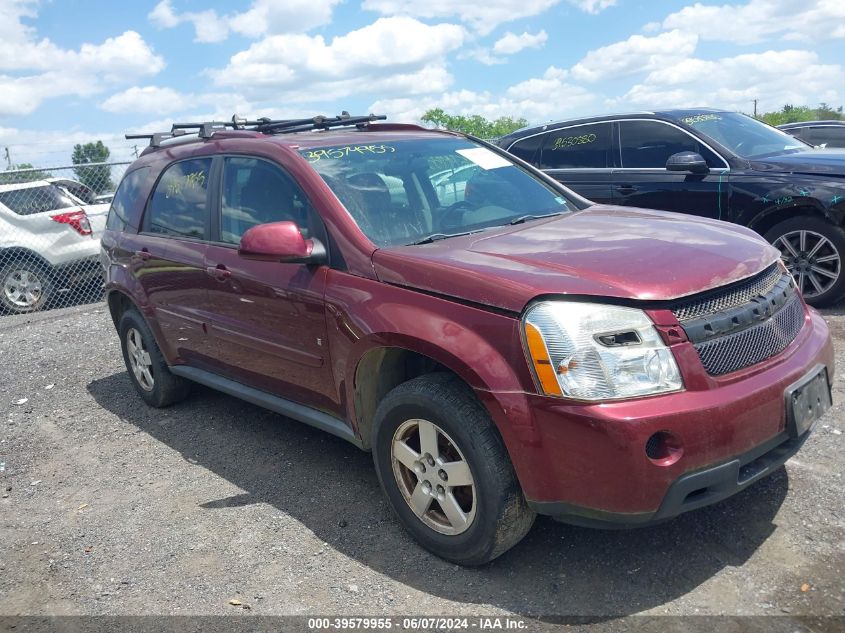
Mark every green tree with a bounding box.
[759,103,844,126]
[421,108,528,139]
[72,141,114,193]
[0,163,50,184]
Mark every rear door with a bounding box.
[534,122,615,203]
[133,156,217,367]
[612,119,729,219]
[202,156,335,413]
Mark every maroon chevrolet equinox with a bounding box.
[101,115,834,565]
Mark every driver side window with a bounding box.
[220,157,318,245]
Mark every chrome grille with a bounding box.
[693,293,805,376]
[672,264,783,322]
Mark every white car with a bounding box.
[0,180,106,313]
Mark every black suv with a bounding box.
[498,109,845,306]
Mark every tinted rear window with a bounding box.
[539,123,613,169]
[107,167,148,231]
[144,158,212,240]
[0,185,77,216]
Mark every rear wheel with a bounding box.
[372,373,534,565]
[0,260,52,314]
[118,308,190,407]
[765,216,845,307]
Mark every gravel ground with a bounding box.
[0,303,843,630]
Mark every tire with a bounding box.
[0,259,53,314]
[372,373,535,566]
[118,308,190,407]
[765,216,845,307]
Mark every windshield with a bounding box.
[673,112,808,159]
[301,137,578,247]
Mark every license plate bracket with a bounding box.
[785,364,832,438]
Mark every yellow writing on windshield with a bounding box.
[303,145,396,162]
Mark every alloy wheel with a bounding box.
[391,418,476,535]
[773,229,841,299]
[126,327,154,391]
[3,268,43,310]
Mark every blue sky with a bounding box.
[1,0,843,166]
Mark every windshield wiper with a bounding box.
[508,211,564,225]
[409,231,481,245]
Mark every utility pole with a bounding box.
[3,147,10,170]
[753,99,758,118]
[133,145,139,159]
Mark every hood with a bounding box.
[750,149,845,177]
[373,206,780,313]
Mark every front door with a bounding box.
[612,119,728,220]
[203,156,336,414]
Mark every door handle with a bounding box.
[615,184,638,194]
[134,249,151,261]
[206,265,231,280]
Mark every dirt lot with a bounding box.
[1,303,843,630]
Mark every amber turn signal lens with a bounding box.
[524,322,563,396]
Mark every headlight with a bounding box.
[523,301,683,401]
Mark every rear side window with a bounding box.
[806,126,845,148]
[107,167,148,231]
[0,185,77,216]
[145,158,212,240]
[619,120,722,168]
[507,134,543,164]
[539,123,613,169]
[220,157,323,245]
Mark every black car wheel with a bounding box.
[118,308,191,407]
[372,373,535,566]
[765,216,845,307]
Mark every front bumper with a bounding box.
[478,307,834,524]
[529,427,809,528]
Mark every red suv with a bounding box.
[102,114,834,565]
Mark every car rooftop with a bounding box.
[127,113,462,157]
[504,108,730,136]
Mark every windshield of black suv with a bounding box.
[301,137,580,247]
[673,111,808,159]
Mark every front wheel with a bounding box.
[372,373,534,565]
[765,216,845,307]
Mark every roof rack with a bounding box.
[125,112,388,147]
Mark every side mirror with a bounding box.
[666,151,709,174]
[238,221,326,265]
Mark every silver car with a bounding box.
[0,180,107,313]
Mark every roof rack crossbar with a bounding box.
[259,113,386,135]
[125,130,188,147]
[124,112,389,149]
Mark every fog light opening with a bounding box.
[645,431,683,466]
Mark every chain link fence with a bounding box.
[0,161,129,315]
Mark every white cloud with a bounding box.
[370,66,598,124]
[148,0,342,42]
[568,0,616,13]
[361,0,560,35]
[621,49,845,113]
[493,30,548,55]
[210,17,465,102]
[0,2,164,118]
[100,86,194,115]
[662,0,845,45]
[571,30,698,82]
